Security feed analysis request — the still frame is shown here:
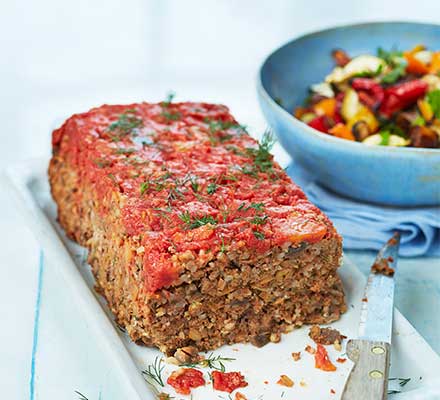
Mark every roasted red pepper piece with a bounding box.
[379,80,428,117]
[212,371,248,393]
[167,368,206,395]
[315,344,337,372]
[358,91,378,109]
[351,78,384,107]
[308,115,330,133]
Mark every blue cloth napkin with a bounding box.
[286,162,440,257]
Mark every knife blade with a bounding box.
[358,232,400,343]
[342,233,400,400]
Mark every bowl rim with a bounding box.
[258,20,440,156]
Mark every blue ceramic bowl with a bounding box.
[258,22,440,206]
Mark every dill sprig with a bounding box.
[238,202,264,212]
[142,356,165,388]
[182,353,235,372]
[207,182,218,195]
[251,215,268,225]
[246,130,276,173]
[162,110,181,122]
[205,118,247,134]
[388,377,411,394]
[74,391,89,400]
[107,109,143,138]
[162,91,176,107]
[179,212,217,229]
[253,230,265,240]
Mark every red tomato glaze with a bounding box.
[52,102,336,292]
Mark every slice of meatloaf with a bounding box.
[48,101,346,355]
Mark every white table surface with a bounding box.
[1,1,439,398]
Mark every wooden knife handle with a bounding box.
[341,339,391,400]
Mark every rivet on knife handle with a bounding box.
[342,339,391,400]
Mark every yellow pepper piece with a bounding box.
[347,106,379,133]
[313,98,336,118]
[417,99,434,122]
[408,44,426,54]
[429,52,440,74]
[329,123,355,141]
[404,51,429,75]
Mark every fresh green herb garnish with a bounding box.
[377,47,403,64]
[178,212,217,229]
[353,64,383,78]
[412,115,426,126]
[161,110,181,122]
[142,356,165,388]
[74,391,89,400]
[253,230,265,240]
[140,173,172,195]
[238,202,265,212]
[205,118,247,134]
[251,215,268,225]
[379,131,391,145]
[381,63,406,84]
[182,353,236,372]
[380,122,406,137]
[427,89,440,118]
[388,377,411,395]
[93,158,111,168]
[190,177,199,193]
[377,47,407,84]
[162,91,175,107]
[207,183,218,194]
[140,181,150,195]
[107,109,143,137]
[248,202,264,211]
[220,237,226,253]
[245,130,276,174]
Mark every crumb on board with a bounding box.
[277,374,294,387]
[158,393,173,400]
[309,325,346,346]
[371,258,395,277]
[170,346,202,365]
[388,236,398,246]
[336,357,347,363]
[300,380,307,387]
[291,351,301,361]
[305,345,316,354]
[333,341,342,351]
[331,388,336,394]
[362,297,368,302]
[235,392,247,400]
[388,256,394,262]
[263,380,269,385]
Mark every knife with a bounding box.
[342,233,400,400]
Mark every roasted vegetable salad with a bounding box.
[294,45,440,148]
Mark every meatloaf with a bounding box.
[49,101,346,355]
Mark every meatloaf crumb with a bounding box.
[308,325,346,345]
[49,102,346,354]
[371,258,395,276]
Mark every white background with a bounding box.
[1,1,439,398]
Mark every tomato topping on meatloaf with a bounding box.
[52,102,335,292]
